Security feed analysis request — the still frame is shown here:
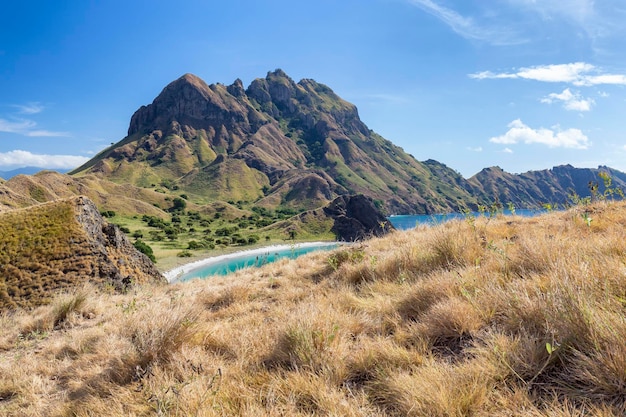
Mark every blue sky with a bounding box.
[1,0,626,177]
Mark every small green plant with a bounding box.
[581,211,593,227]
[119,297,139,314]
[327,248,365,271]
[506,202,516,215]
[177,250,193,258]
[461,207,476,230]
[528,340,560,386]
[17,329,50,343]
[488,201,503,217]
[567,189,591,206]
[597,171,625,201]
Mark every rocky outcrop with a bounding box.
[73,196,164,286]
[0,196,165,310]
[323,194,395,241]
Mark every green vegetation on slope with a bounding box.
[106,203,331,271]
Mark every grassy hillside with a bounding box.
[0,200,87,308]
[0,171,175,217]
[1,201,626,415]
[0,197,164,310]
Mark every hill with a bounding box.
[468,164,626,208]
[71,70,480,214]
[0,170,177,216]
[1,200,625,415]
[0,196,164,309]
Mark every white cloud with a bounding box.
[467,146,483,152]
[26,130,70,137]
[470,62,626,86]
[0,118,36,133]
[490,119,591,149]
[508,0,595,24]
[407,0,525,45]
[541,88,595,111]
[503,148,514,154]
[12,103,44,115]
[505,0,626,45]
[0,117,69,137]
[0,150,89,170]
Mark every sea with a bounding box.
[388,209,545,230]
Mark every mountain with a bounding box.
[71,70,479,214]
[0,196,164,309]
[467,164,626,208]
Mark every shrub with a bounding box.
[100,210,116,218]
[169,197,187,213]
[187,241,204,250]
[215,226,239,236]
[133,240,156,262]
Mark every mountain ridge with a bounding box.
[65,69,625,213]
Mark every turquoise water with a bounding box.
[178,243,339,282]
[388,209,545,230]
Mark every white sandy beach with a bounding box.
[163,241,339,283]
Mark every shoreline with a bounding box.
[163,241,339,283]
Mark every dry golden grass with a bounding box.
[2,201,626,415]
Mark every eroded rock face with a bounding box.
[323,194,394,241]
[74,196,165,288]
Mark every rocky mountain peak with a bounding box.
[227,78,245,97]
[127,72,254,137]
